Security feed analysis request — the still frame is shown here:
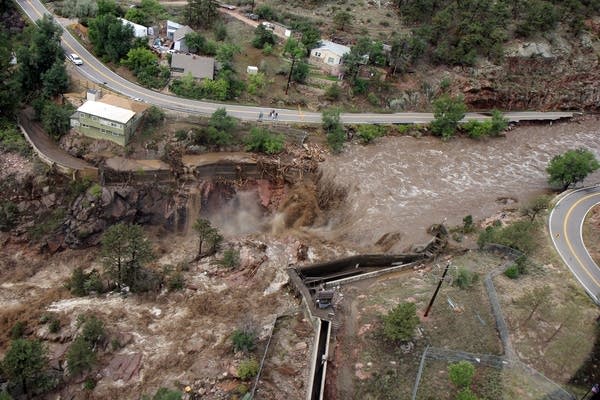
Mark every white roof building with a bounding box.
[167,20,183,39]
[77,101,136,124]
[119,18,148,38]
[312,40,351,59]
[309,40,351,76]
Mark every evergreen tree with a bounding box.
[185,0,218,29]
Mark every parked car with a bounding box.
[68,53,83,65]
[245,13,259,20]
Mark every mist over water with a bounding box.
[202,189,270,237]
[320,118,600,250]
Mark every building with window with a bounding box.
[309,40,351,76]
[70,100,142,146]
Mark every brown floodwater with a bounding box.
[319,116,600,251]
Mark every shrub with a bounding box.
[67,268,103,296]
[367,92,379,106]
[463,111,507,139]
[152,387,182,400]
[247,72,267,96]
[324,84,341,101]
[448,360,475,388]
[0,201,19,231]
[175,129,188,141]
[262,43,273,56]
[10,321,26,339]
[245,127,284,154]
[49,318,61,334]
[430,95,467,139]
[357,125,384,144]
[146,106,165,125]
[89,183,102,198]
[477,220,537,254]
[0,124,31,156]
[232,329,256,353]
[66,336,96,376]
[252,25,275,49]
[255,4,277,20]
[453,267,478,289]
[456,388,478,400]
[327,126,346,154]
[81,315,105,346]
[214,22,227,41]
[237,358,259,380]
[382,302,419,341]
[166,271,184,291]
[504,265,519,279]
[216,248,240,269]
[83,377,96,390]
[291,61,309,84]
[462,215,474,233]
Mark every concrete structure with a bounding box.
[172,25,194,52]
[70,100,142,146]
[119,18,148,38]
[309,40,351,76]
[170,53,214,80]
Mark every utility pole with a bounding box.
[424,262,451,317]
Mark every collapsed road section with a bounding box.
[288,224,448,400]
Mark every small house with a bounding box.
[70,95,143,146]
[119,18,148,38]
[166,20,182,40]
[172,25,194,53]
[170,53,215,80]
[309,40,351,76]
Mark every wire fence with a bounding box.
[411,245,576,400]
[412,347,575,400]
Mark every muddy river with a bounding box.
[319,116,600,251]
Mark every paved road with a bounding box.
[16,0,575,124]
[549,186,600,305]
[19,109,93,170]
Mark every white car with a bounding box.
[68,53,83,65]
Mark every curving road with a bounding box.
[16,0,575,124]
[549,186,600,305]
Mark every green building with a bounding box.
[70,100,142,146]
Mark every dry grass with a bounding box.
[493,218,599,396]
[333,252,505,399]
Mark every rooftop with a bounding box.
[173,25,194,42]
[171,53,215,80]
[313,40,351,57]
[118,17,148,30]
[77,101,136,124]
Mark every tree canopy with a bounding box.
[88,13,134,63]
[185,0,218,29]
[546,149,600,190]
[2,339,53,396]
[101,223,154,289]
[16,16,67,97]
[430,94,467,139]
[382,302,419,341]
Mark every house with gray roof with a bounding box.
[172,25,194,52]
[170,53,214,80]
[309,40,351,76]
